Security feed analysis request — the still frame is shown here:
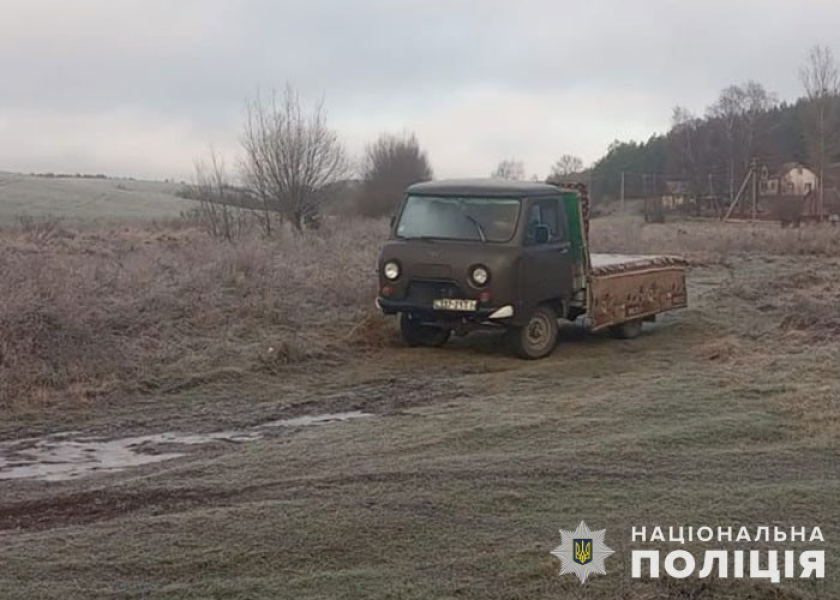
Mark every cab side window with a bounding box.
[525,198,566,245]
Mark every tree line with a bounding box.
[590,45,840,204]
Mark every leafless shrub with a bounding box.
[241,85,350,234]
[356,132,433,217]
[191,149,253,241]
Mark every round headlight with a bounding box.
[471,265,490,287]
[384,261,401,281]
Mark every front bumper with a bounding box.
[376,297,514,321]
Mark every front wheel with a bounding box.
[399,313,451,348]
[507,305,559,359]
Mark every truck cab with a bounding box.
[377,179,687,359]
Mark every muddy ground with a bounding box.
[0,255,838,599]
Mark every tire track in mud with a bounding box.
[0,487,238,533]
[0,377,478,531]
[0,374,474,485]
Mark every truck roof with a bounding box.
[407,178,561,198]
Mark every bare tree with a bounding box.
[801,45,840,213]
[491,159,526,180]
[240,85,349,233]
[741,81,777,166]
[192,149,249,241]
[670,106,701,196]
[708,85,748,201]
[700,83,776,203]
[548,154,584,179]
[671,106,698,162]
[707,82,775,200]
[357,132,432,217]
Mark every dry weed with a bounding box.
[0,218,389,411]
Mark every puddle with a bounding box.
[261,411,373,428]
[0,437,186,482]
[0,412,373,483]
[0,431,258,483]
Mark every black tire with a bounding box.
[399,313,451,348]
[610,319,643,339]
[507,305,559,359]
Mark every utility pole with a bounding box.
[708,173,715,216]
[729,158,735,204]
[819,167,825,217]
[724,162,756,221]
[750,159,758,221]
[620,171,626,212]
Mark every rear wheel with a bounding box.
[507,305,559,359]
[610,318,643,339]
[399,313,451,348]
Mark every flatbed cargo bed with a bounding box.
[586,253,688,331]
[589,253,687,276]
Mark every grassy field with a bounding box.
[0,172,198,225]
[0,218,390,413]
[0,215,838,599]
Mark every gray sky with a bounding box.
[1,0,838,181]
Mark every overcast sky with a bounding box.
[1,0,838,181]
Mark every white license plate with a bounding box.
[433,298,477,311]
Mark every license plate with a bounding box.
[433,298,477,311]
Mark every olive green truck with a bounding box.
[376,179,687,359]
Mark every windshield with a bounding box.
[396,195,521,243]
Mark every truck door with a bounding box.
[521,196,573,312]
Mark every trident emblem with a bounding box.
[574,539,593,565]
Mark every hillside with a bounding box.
[0,172,199,225]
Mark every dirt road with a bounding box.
[1,256,838,599]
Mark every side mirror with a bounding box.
[534,224,550,244]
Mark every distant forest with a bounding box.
[590,46,840,202]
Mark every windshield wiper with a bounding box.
[464,215,486,243]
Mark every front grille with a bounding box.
[406,280,465,307]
